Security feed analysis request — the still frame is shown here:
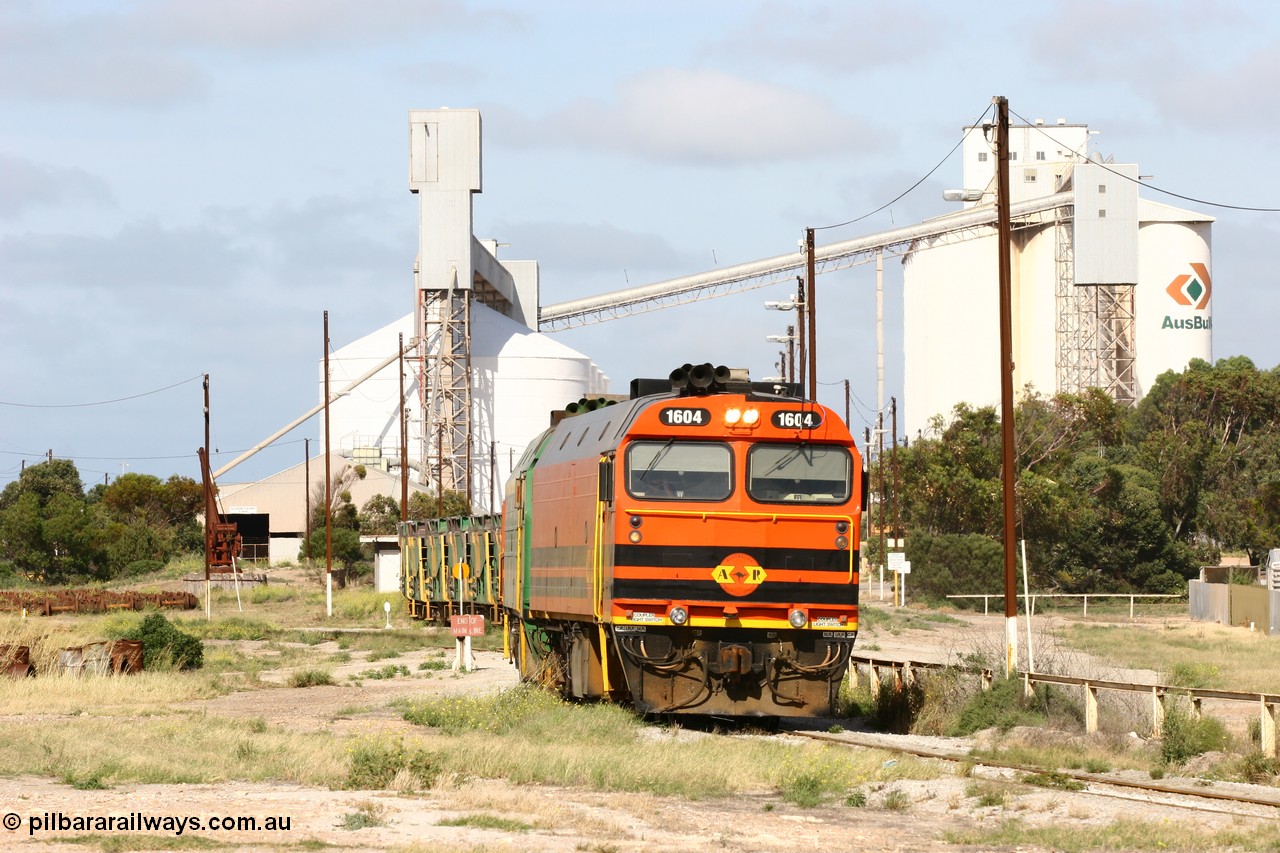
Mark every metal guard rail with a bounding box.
[847,654,1279,758]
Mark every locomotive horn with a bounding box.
[688,363,715,389]
[669,366,689,389]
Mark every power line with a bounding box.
[1009,106,1280,213]
[814,101,996,232]
[0,374,205,409]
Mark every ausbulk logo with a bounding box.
[1162,262,1212,330]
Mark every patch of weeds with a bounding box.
[761,803,775,812]
[365,649,400,663]
[844,789,867,807]
[1159,703,1228,766]
[779,772,827,808]
[1166,662,1220,689]
[1022,771,1085,791]
[438,813,533,832]
[233,741,260,762]
[327,651,352,664]
[777,751,868,808]
[871,681,925,734]
[1234,752,1280,785]
[882,789,910,811]
[947,677,1047,736]
[1149,766,1165,779]
[827,724,845,734]
[63,767,112,790]
[1080,758,1111,774]
[356,664,410,680]
[340,801,388,830]
[966,781,1008,808]
[47,834,224,850]
[346,735,438,790]
[418,658,449,671]
[248,717,268,733]
[288,669,335,688]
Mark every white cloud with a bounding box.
[493,220,701,276]
[492,68,890,165]
[0,156,115,219]
[709,2,956,74]
[0,0,518,106]
[140,0,518,53]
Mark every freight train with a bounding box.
[401,363,864,717]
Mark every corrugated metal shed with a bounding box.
[217,453,430,535]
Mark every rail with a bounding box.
[945,592,1185,619]
[847,654,1279,758]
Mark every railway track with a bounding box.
[791,727,1280,818]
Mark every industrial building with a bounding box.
[902,118,1213,436]
[322,109,608,515]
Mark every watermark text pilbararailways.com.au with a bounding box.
[5,811,292,836]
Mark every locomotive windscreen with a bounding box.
[625,440,732,501]
[747,444,852,504]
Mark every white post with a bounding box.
[1006,615,1019,677]
[383,601,392,630]
[1021,539,1034,676]
[325,572,333,618]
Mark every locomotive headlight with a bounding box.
[628,530,642,543]
[788,609,808,628]
[835,535,849,550]
[669,606,689,625]
[835,520,850,534]
[724,407,742,425]
[741,408,760,425]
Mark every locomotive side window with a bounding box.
[747,444,851,504]
[625,441,732,501]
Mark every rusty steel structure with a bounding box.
[418,271,473,503]
[198,447,241,577]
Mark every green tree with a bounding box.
[299,527,364,568]
[406,489,470,520]
[358,494,401,535]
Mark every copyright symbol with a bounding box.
[2,813,19,831]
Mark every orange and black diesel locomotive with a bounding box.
[501,363,863,717]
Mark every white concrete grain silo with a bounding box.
[903,119,1212,437]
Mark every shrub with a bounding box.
[289,669,335,688]
[947,677,1045,736]
[871,680,926,734]
[1159,703,1228,766]
[346,736,437,790]
[116,613,203,670]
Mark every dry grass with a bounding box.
[0,714,348,787]
[1059,620,1280,693]
[0,670,225,715]
[945,817,1280,852]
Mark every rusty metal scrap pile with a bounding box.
[0,589,197,616]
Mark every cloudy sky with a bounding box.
[3,0,1278,490]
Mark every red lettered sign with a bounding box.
[450,613,485,638]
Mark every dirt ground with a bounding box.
[3,606,1278,852]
